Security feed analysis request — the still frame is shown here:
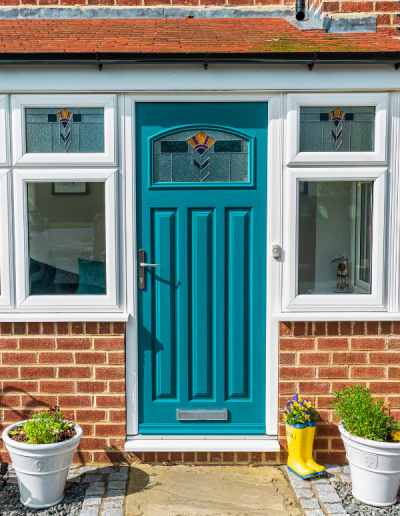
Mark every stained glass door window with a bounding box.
[26,108,104,153]
[300,106,375,153]
[153,128,250,183]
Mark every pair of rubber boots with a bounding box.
[286,424,325,479]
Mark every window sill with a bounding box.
[0,312,129,322]
[125,437,280,452]
[277,312,398,321]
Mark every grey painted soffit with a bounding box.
[0,5,377,33]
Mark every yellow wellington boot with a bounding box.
[305,423,325,474]
[286,423,318,479]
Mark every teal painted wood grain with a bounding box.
[136,102,267,434]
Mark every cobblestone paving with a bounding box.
[0,464,128,515]
[286,464,400,516]
[285,464,350,516]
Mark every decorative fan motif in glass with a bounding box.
[153,128,249,183]
[299,106,375,153]
[25,107,104,153]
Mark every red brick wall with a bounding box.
[0,321,127,465]
[2,319,399,466]
[321,1,400,35]
[278,321,400,465]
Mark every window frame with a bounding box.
[0,170,13,310]
[0,95,9,165]
[11,94,117,166]
[282,167,387,312]
[13,168,120,312]
[286,93,388,166]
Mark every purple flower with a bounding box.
[292,394,299,402]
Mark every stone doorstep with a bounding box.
[285,465,349,516]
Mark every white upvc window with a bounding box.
[286,93,388,166]
[282,92,389,312]
[12,94,117,166]
[0,93,124,316]
[282,167,386,312]
[13,169,119,312]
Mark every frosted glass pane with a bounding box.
[153,129,249,183]
[300,106,375,152]
[28,182,106,295]
[298,181,373,295]
[26,108,104,153]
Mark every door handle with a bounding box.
[139,249,160,290]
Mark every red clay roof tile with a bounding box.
[0,18,398,53]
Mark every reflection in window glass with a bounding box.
[300,106,375,153]
[27,182,106,295]
[153,129,249,183]
[26,108,104,153]
[298,181,373,295]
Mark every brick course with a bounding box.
[278,321,400,464]
[0,322,127,465]
[1,319,398,466]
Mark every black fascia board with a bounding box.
[0,51,399,65]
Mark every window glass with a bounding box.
[153,129,249,183]
[298,181,373,295]
[25,108,104,153]
[299,107,375,153]
[27,182,106,295]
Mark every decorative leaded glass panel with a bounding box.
[153,129,249,183]
[299,106,375,153]
[25,108,104,153]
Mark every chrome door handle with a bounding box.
[139,249,160,290]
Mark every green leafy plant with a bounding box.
[282,394,319,425]
[8,406,75,445]
[331,384,399,442]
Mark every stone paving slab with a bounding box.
[126,464,303,516]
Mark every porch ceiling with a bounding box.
[0,18,399,57]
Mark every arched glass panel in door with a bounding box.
[152,128,250,184]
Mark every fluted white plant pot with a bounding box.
[339,423,400,507]
[2,421,82,508]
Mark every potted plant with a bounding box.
[332,385,400,507]
[283,394,325,479]
[2,406,82,509]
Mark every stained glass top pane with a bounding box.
[26,107,104,154]
[300,106,375,153]
[153,129,249,183]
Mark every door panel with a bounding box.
[137,102,267,434]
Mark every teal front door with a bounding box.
[137,102,267,434]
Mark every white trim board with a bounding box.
[1,65,400,93]
[125,439,281,452]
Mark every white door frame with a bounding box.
[124,92,282,450]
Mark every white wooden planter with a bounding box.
[2,421,82,508]
[339,424,400,507]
